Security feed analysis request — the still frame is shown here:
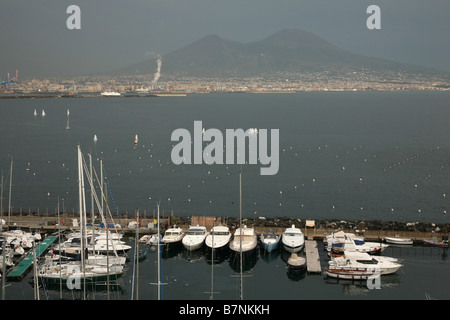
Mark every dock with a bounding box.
[305,240,321,273]
[7,235,58,279]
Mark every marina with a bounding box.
[6,235,58,279]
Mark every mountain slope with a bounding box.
[112,29,443,78]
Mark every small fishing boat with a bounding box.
[182,225,208,251]
[384,236,413,245]
[259,229,280,253]
[138,249,147,261]
[423,238,448,247]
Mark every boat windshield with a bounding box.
[356,258,378,264]
[211,231,229,236]
[285,233,301,237]
[165,232,180,236]
[188,229,205,235]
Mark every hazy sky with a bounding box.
[1,0,449,78]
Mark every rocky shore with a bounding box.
[2,212,449,242]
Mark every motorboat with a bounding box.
[423,238,448,247]
[229,225,258,254]
[161,225,185,250]
[281,225,305,253]
[145,234,160,246]
[100,91,121,96]
[324,231,363,248]
[259,229,280,253]
[205,224,232,250]
[325,251,403,279]
[327,231,388,255]
[182,225,208,251]
[384,236,413,245]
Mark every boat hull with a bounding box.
[384,237,413,245]
[282,242,304,253]
[325,268,379,280]
[39,272,123,286]
[261,240,279,253]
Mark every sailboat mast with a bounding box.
[157,203,161,300]
[136,209,140,300]
[77,146,87,299]
[239,167,243,300]
[8,158,13,227]
[1,173,3,229]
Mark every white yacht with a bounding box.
[281,225,305,253]
[161,225,185,250]
[205,225,232,250]
[229,225,258,254]
[100,91,121,97]
[326,231,388,255]
[182,225,208,251]
[325,251,403,280]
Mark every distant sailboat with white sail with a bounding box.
[33,109,37,117]
[41,109,46,118]
[66,109,70,130]
[93,134,98,142]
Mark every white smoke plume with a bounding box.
[153,55,162,84]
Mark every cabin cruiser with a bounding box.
[205,225,232,250]
[229,225,258,254]
[161,225,185,250]
[325,251,403,279]
[326,231,388,255]
[281,225,305,253]
[182,225,208,251]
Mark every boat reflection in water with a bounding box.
[181,247,205,263]
[228,247,259,273]
[323,273,401,294]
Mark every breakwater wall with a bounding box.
[2,213,448,244]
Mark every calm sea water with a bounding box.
[1,92,450,223]
[2,92,450,302]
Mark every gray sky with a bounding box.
[1,0,449,78]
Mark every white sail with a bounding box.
[66,109,70,130]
